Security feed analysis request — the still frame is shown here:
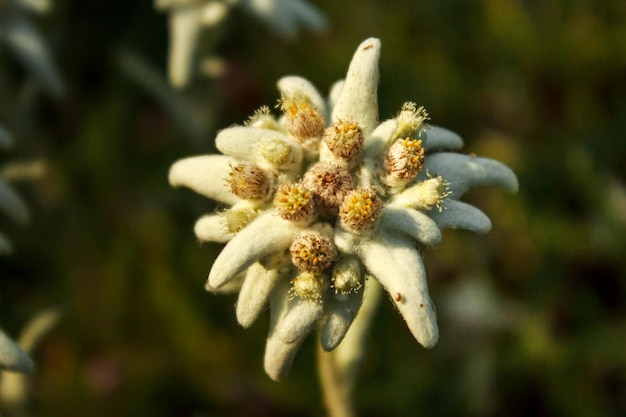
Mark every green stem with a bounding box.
[318,278,383,417]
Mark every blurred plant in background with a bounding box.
[0,0,625,416]
[155,0,327,88]
[0,0,61,415]
[0,0,63,96]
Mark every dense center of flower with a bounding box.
[302,162,353,208]
[279,96,325,142]
[339,187,383,231]
[324,120,364,160]
[385,137,425,182]
[289,232,336,272]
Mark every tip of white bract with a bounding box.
[331,38,381,135]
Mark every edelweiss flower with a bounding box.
[155,0,328,88]
[169,38,518,380]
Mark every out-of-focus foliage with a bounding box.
[0,0,624,416]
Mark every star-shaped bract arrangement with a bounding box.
[170,38,518,380]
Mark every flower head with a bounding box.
[169,38,518,380]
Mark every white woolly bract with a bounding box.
[427,199,492,233]
[264,281,323,380]
[331,38,380,135]
[320,288,364,351]
[357,233,439,349]
[420,125,464,151]
[206,212,301,288]
[378,206,442,247]
[422,152,519,198]
[194,214,234,243]
[236,262,283,328]
[277,76,327,119]
[169,154,241,205]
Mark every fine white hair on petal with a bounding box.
[264,281,322,380]
[207,212,302,288]
[194,214,234,243]
[358,233,439,349]
[327,80,344,114]
[362,118,398,156]
[167,5,204,88]
[206,271,245,294]
[264,335,300,381]
[272,295,324,345]
[420,125,464,151]
[320,288,364,351]
[378,206,442,247]
[422,152,519,198]
[215,126,298,161]
[236,262,283,328]
[358,119,399,188]
[169,154,242,205]
[277,76,327,117]
[331,38,381,135]
[427,200,492,234]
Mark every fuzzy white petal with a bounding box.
[327,80,344,113]
[0,329,34,373]
[331,38,380,135]
[206,271,245,294]
[207,212,301,288]
[358,233,439,348]
[236,262,283,328]
[362,118,398,156]
[274,298,323,344]
[194,214,234,243]
[277,76,326,116]
[264,336,301,381]
[320,288,364,351]
[169,154,241,205]
[420,125,464,151]
[379,206,442,247]
[429,200,492,233]
[215,126,301,167]
[358,119,399,188]
[264,281,322,380]
[422,152,519,197]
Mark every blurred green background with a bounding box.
[1,0,625,416]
